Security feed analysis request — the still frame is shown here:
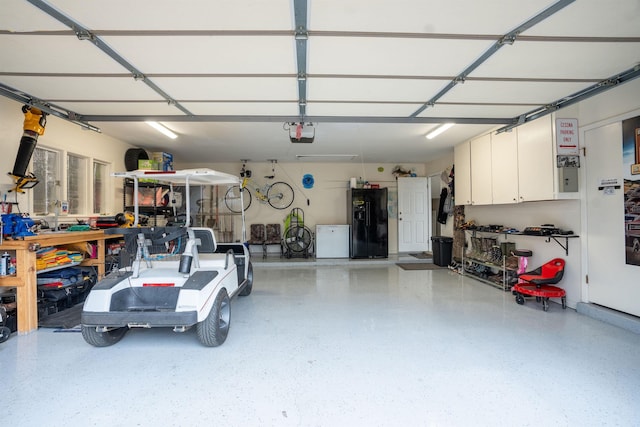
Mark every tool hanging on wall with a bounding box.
[265,159,276,179]
[8,105,48,193]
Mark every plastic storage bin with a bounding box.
[431,236,453,267]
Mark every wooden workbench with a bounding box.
[0,230,119,334]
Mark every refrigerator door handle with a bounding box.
[366,202,370,226]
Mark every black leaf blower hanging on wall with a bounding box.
[8,105,47,193]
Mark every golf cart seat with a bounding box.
[191,227,237,271]
[193,227,216,253]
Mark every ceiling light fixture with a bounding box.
[146,121,177,139]
[425,123,455,140]
[295,154,358,161]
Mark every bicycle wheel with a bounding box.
[224,185,252,213]
[267,182,294,210]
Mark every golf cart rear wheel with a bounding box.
[197,288,230,347]
[81,325,128,347]
[239,262,253,296]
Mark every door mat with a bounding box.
[409,252,432,259]
[39,303,83,330]
[396,263,445,270]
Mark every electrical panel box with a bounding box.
[558,167,578,193]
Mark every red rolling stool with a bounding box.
[513,258,567,312]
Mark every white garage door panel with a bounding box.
[585,122,640,316]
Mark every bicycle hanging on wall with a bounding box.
[224,160,294,213]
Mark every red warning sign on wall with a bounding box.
[556,118,579,156]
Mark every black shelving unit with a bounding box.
[122,179,173,226]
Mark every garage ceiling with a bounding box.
[1,0,639,164]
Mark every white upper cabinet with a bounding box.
[516,115,555,202]
[454,114,579,206]
[470,133,492,205]
[454,140,471,205]
[491,130,519,204]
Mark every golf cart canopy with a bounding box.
[113,168,240,186]
[112,168,243,229]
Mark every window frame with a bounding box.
[92,160,109,215]
[67,152,89,215]
[29,145,112,217]
[31,146,61,215]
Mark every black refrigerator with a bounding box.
[347,188,388,258]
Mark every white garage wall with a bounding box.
[0,97,135,215]
[178,161,427,254]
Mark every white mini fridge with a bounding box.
[315,225,350,258]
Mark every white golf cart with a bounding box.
[81,168,252,347]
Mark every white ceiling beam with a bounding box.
[80,114,512,125]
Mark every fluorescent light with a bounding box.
[146,121,177,139]
[425,123,455,140]
[296,154,358,161]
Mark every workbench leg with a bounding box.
[15,249,38,334]
[96,238,106,279]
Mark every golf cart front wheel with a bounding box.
[197,288,230,347]
[81,325,128,347]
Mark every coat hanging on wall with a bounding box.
[437,187,449,224]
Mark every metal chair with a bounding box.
[247,224,266,256]
[263,223,283,258]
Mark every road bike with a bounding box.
[224,163,294,213]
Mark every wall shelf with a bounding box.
[37,261,81,275]
[464,229,579,256]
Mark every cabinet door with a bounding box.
[454,141,471,205]
[491,130,519,204]
[517,116,554,201]
[470,134,492,205]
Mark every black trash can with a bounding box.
[431,236,453,267]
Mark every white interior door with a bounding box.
[397,177,430,253]
[584,122,640,316]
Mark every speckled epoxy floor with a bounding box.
[4,264,640,426]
